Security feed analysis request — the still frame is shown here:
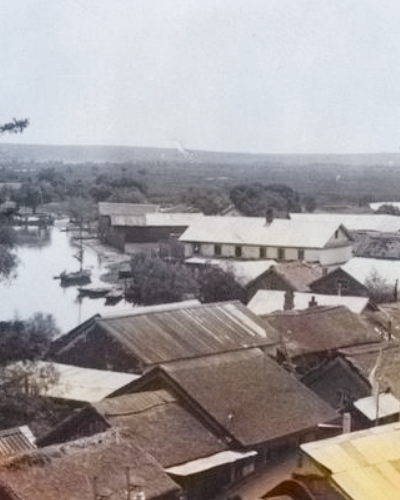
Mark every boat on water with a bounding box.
[60,269,91,287]
[78,284,112,298]
[59,228,91,287]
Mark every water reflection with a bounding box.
[0,221,134,333]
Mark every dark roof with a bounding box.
[340,341,400,399]
[265,306,382,358]
[0,429,180,500]
[301,356,371,410]
[353,231,400,260]
[49,301,279,367]
[269,262,324,292]
[92,390,227,467]
[155,349,336,447]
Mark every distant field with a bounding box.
[1,143,400,200]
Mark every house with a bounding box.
[339,341,400,399]
[179,216,353,267]
[309,266,369,297]
[127,349,337,465]
[263,422,400,500]
[184,257,277,301]
[249,262,324,293]
[300,356,371,422]
[353,231,400,260]
[47,301,279,373]
[247,290,373,316]
[264,306,382,373]
[98,202,203,251]
[38,390,254,500]
[0,429,182,500]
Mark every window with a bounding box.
[298,248,304,260]
[278,248,285,260]
[335,229,339,239]
[193,243,200,254]
[336,278,348,293]
[214,244,221,256]
[259,247,266,259]
[235,246,242,258]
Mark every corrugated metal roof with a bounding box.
[248,290,370,315]
[185,257,277,286]
[96,301,279,366]
[290,213,400,232]
[301,422,400,500]
[354,393,400,420]
[145,212,203,226]
[165,450,257,476]
[34,361,139,402]
[342,257,400,287]
[0,426,36,458]
[179,216,349,248]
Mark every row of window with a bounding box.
[193,243,305,261]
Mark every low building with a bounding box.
[264,306,382,373]
[98,202,203,251]
[179,216,353,267]
[47,301,279,373]
[263,422,400,500]
[247,290,373,316]
[0,429,182,500]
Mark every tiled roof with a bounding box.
[179,216,350,248]
[353,231,400,259]
[268,262,324,291]
[158,349,336,447]
[0,430,180,500]
[265,306,382,358]
[92,390,228,467]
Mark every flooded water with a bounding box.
[0,221,134,333]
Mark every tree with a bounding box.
[0,118,29,280]
[375,204,400,216]
[303,195,317,212]
[365,270,396,303]
[0,313,61,431]
[129,252,198,305]
[197,265,247,303]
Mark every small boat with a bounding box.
[60,269,91,287]
[105,287,124,304]
[78,285,112,298]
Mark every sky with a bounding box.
[2,0,400,154]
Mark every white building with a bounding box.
[179,216,353,267]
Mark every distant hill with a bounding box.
[1,142,400,167]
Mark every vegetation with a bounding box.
[129,252,246,305]
[365,270,397,303]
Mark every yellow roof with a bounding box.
[301,423,400,500]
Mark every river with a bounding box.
[0,221,135,333]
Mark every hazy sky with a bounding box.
[2,0,400,154]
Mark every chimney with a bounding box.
[284,289,295,310]
[265,207,274,224]
[308,295,318,308]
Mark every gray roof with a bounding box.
[265,306,382,358]
[92,390,228,467]
[158,349,336,447]
[248,290,370,316]
[98,202,160,216]
[50,301,279,368]
[179,216,351,248]
[0,429,180,500]
[290,212,400,232]
[342,257,400,287]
